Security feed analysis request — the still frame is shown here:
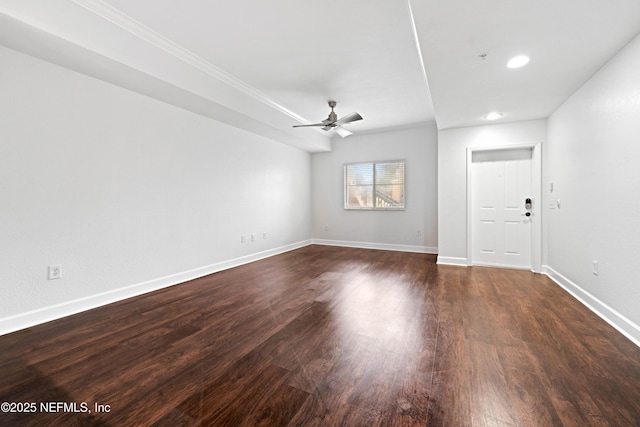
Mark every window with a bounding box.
[344,160,405,210]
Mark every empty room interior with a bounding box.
[2,0,640,425]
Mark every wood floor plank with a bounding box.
[465,339,519,426]
[1,246,640,426]
[503,367,564,426]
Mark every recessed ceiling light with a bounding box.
[507,55,530,69]
[485,112,503,120]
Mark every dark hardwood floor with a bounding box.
[1,245,640,426]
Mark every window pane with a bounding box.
[375,161,404,184]
[346,163,373,185]
[346,185,374,209]
[375,184,404,208]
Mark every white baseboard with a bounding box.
[543,265,640,348]
[311,239,437,254]
[0,240,312,337]
[436,256,469,266]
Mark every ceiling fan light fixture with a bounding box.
[485,112,503,120]
[507,55,530,69]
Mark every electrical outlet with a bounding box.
[324,225,329,232]
[592,260,598,276]
[263,232,267,239]
[241,235,246,243]
[416,230,422,236]
[48,264,62,280]
[251,233,256,242]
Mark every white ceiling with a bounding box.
[411,0,640,130]
[1,1,640,150]
[100,0,434,132]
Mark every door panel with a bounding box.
[472,149,532,269]
[478,220,496,254]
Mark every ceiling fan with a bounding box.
[293,101,363,138]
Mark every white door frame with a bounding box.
[466,142,542,273]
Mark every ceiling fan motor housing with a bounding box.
[327,101,338,124]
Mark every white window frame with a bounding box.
[343,160,406,210]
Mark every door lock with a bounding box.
[524,197,532,217]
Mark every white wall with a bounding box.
[545,33,640,342]
[0,46,311,334]
[437,120,547,265]
[311,125,438,253]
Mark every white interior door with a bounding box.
[471,149,533,269]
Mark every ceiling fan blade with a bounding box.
[321,125,333,131]
[334,112,363,126]
[335,127,353,138]
[292,122,327,128]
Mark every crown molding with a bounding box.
[70,0,310,124]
